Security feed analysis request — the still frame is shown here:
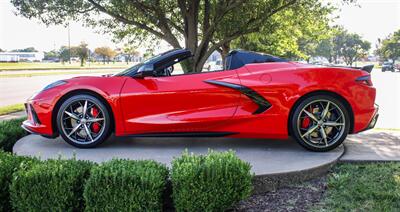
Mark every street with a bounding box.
[0,69,399,128]
[0,72,110,106]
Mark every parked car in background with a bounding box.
[382,62,395,72]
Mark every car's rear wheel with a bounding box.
[290,95,350,152]
[57,94,111,148]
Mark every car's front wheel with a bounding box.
[57,94,111,148]
[290,95,350,152]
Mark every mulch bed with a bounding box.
[233,176,327,212]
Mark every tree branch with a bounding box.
[87,0,165,38]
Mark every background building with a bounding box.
[0,52,44,62]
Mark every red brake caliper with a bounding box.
[301,106,312,128]
[90,107,101,133]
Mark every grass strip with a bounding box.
[0,104,24,116]
[314,163,400,211]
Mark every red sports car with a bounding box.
[22,49,379,151]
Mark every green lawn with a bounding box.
[0,62,131,71]
[315,163,400,211]
[0,104,25,116]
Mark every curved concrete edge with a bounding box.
[252,148,343,194]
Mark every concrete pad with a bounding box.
[342,130,400,162]
[13,135,343,176]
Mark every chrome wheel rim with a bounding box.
[61,99,106,145]
[297,99,346,148]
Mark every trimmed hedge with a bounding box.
[10,159,93,211]
[171,150,253,212]
[83,159,169,212]
[0,151,38,211]
[0,117,27,152]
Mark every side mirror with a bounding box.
[133,64,155,78]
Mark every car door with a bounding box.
[119,59,241,135]
[120,51,240,134]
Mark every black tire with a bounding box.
[290,94,350,152]
[56,94,111,148]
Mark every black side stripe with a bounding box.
[205,80,271,114]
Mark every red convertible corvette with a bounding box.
[22,49,378,151]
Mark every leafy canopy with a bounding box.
[376,29,400,62]
[333,29,371,65]
[231,0,334,61]
[11,0,323,72]
[11,0,355,71]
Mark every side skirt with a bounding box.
[123,131,237,138]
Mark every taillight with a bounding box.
[356,75,373,86]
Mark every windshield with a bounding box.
[113,62,143,76]
[113,49,180,76]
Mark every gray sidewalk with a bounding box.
[0,111,25,121]
[341,130,400,161]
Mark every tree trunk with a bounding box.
[180,57,195,73]
[221,42,231,68]
[102,56,105,64]
[80,58,84,67]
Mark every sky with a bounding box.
[0,0,399,53]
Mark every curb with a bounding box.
[252,145,344,194]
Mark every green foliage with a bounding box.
[232,0,334,60]
[10,0,341,72]
[11,47,38,52]
[312,27,371,65]
[94,46,116,64]
[333,29,371,65]
[376,29,400,62]
[121,44,140,63]
[0,151,39,211]
[10,159,93,211]
[44,50,60,60]
[171,150,253,212]
[83,159,168,212]
[317,163,400,211]
[71,42,90,66]
[0,118,27,152]
[59,46,71,63]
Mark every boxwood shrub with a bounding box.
[0,151,38,211]
[83,159,169,212]
[0,117,27,152]
[171,150,253,212]
[10,159,93,211]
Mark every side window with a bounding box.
[154,56,192,77]
[153,52,224,77]
[170,58,220,76]
[170,58,188,76]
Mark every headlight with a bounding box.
[42,80,67,91]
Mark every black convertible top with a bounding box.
[225,50,288,70]
[116,49,288,76]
